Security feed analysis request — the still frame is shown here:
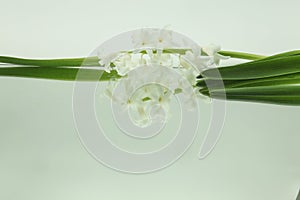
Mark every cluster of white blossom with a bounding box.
[98,29,228,127]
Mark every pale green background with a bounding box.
[0,0,300,199]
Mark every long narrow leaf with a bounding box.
[0,56,100,67]
[0,67,119,81]
[200,53,300,80]
[197,72,300,89]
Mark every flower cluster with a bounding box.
[97,28,228,127]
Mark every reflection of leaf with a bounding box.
[296,189,300,200]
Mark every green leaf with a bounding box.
[259,50,300,61]
[0,56,100,67]
[197,72,300,90]
[200,51,300,80]
[0,67,120,81]
[199,84,300,105]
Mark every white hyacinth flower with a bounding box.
[131,28,173,50]
[113,78,138,110]
[156,28,173,49]
[129,88,153,127]
[147,85,172,120]
[114,77,173,127]
[181,45,211,72]
[147,53,173,67]
[104,80,118,101]
[112,74,153,127]
[98,52,119,73]
[132,29,156,49]
[178,67,198,86]
[113,53,138,76]
[202,44,230,65]
[128,102,152,127]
